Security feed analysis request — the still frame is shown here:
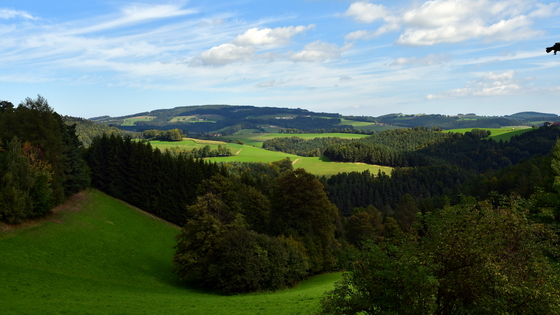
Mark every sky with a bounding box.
[1,0,559,119]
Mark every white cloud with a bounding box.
[71,4,197,34]
[233,25,314,47]
[397,15,541,46]
[529,3,560,18]
[345,2,389,23]
[257,79,286,88]
[289,41,343,62]
[192,24,316,66]
[427,70,524,99]
[343,0,548,45]
[0,8,37,20]
[190,43,255,66]
[390,54,451,66]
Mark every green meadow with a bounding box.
[121,116,156,126]
[148,135,392,177]
[445,126,534,141]
[0,189,340,315]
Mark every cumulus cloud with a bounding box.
[233,25,314,46]
[345,2,389,23]
[190,43,254,66]
[343,0,548,45]
[427,70,524,99]
[0,8,37,20]
[289,41,343,62]
[192,25,315,66]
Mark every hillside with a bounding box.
[88,105,557,136]
[0,189,338,314]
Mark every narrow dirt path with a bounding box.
[292,158,301,165]
[235,148,243,155]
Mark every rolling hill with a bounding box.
[0,189,339,314]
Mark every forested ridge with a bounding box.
[3,96,560,313]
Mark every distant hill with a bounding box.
[90,105,558,135]
[90,105,351,136]
[505,111,559,121]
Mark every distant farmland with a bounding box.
[147,134,392,177]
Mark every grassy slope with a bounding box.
[149,135,392,177]
[0,190,339,314]
[444,126,534,141]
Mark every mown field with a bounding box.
[0,189,340,315]
[445,126,534,141]
[147,135,392,177]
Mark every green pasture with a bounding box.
[148,138,228,151]
[0,189,340,314]
[445,126,534,141]
[121,116,156,126]
[207,147,391,177]
[148,136,392,177]
[207,145,300,163]
[292,157,392,177]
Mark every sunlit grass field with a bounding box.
[121,116,156,126]
[0,190,340,314]
[148,135,392,177]
[445,126,534,141]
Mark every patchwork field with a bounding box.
[0,190,340,314]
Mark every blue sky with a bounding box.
[1,0,559,118]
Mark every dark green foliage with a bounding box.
[263,136,349,157]
[325,166,471,217]
[0,137,35,223]
[85,134,222,226]
[143,128,183,141]
[62,116,128,147]
[323,126,560,173]
[345,205,384,247]
[320,196,560,314]
[270,168,341,273]
[0,96,89,223]
[165,145,233,159]
[172,193,308,294]
[376,113,524,128]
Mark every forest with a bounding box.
[2,96,560,313]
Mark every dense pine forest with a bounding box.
[3,96,560,313]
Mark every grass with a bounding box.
[121,116,156,126]
[292,157,392,177]
[445,126,534,141]
[147,135,392,177]
[0,189,340,314]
